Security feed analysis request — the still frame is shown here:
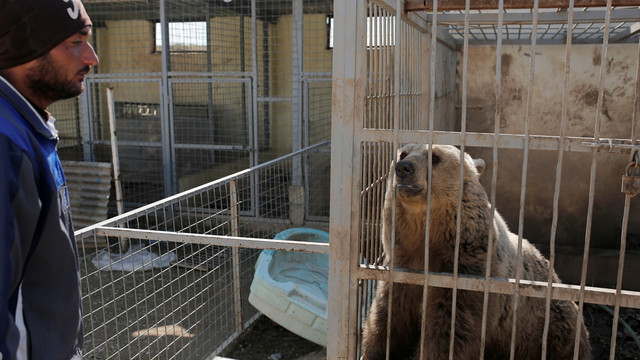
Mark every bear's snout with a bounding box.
[395,160,415,179]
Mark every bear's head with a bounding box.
[392,144,485,208]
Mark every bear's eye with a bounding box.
[432,153,440,165]
[399,151,407,160]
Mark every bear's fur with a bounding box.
[361,144,590,360]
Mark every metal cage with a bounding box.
[328,1,640,359]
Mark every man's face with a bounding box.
[24,26,98,103]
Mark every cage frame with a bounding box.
[327,0,640,359]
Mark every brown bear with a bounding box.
[360,144,590,360]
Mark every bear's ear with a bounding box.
[473,158,485,176]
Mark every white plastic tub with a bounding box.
[248,228,329,346]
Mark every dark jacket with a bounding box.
[0,75,83,360]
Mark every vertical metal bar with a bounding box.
[159,0,175,197]
[480,1,504,357]
[604,3,630,356]
[369,143,378,265]
[229,180,243,334]
[250,0,259,160]
[620,46,640,343]
[384,6,389,130]
[574,2,618,359]
[544,2,575,359]
[304,79,310,148]
[408,25,414,129]
[410,25,414,129]
[240,15,249,150]
[357,278,365,359]
[106,87,124,217]
[399,19,405,130]
[303,80,311,222]
[574,5,614,360]
[416,26,423,130]
[250,0,259,218]
[106,87,128,257]
[609,193,633,359]
[327,0,366,358]
[594,2,612,144]
[375,4,382,130]
[360,142,369,265]
[408,23,414,129]
[79,83,94,161]
[419,0,439,358]
[373,143,381,265]
[384,2,402,358]
[165,80,177,196]
[449,0,470,358]
[384,9,390,130]
[420,9,429,134]
[377,7,383,130]
[349,1,369,352]
[511,1,539,359]
[402,23,417,130]
[205,4,216,166]
[633,38,640,145]
[368,4,374,130]
[361,143,368,265]
[291,0,304,229]
[373,143,385,264]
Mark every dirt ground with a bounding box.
[583,303,640,360]
[220,316,324,360]
[221,304,640,360]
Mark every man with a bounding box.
[0,0,99,359]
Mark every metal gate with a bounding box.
[328,1,640,359]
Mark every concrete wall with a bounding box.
[462,44,639,286]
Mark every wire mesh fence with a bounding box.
[53,0,333,213]
[75,143,330,360]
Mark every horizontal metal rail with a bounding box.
[89,139,250,151]
[428,8,640,25]
[360,129,638,153]
[405,0,640,11]
[355,265,640,309]
[94,227,330,254]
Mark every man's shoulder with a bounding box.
[0,77,56,141]
[0,77,29,128]
[0,95,39,160]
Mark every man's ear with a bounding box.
[474,158,485,176]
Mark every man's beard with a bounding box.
[25,53,88,103]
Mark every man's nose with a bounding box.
[84,43,99,66]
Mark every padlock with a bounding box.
[622,161,640,197]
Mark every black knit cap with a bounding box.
[0,0,92,70]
